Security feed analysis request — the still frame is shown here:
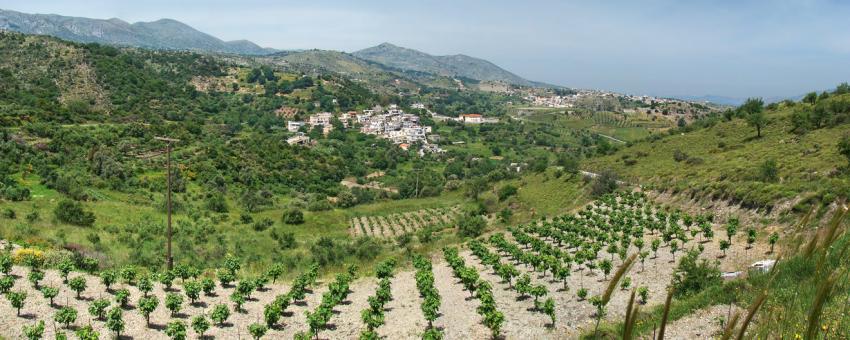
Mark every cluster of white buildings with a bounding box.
[524,89,686,109]
[286,104,445,155]
[358,104,433,145]
[524,94,577,108]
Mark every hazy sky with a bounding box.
[4,0,850,98]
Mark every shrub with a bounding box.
[336,189,357,208]
[497,185,518,201]
[673,149,690,162]
[114,288,130,307]
[165,320,187,340]
[22,320,45,340]
[457,214,486,238]
[281,208,304,225]
[75,325,99,340]
[759,159,779,182]
[204,193,229,213]
[54,306,78,328]
[1,208,14,219]
[6,290,27,316]
[165,292,183,316]
[184,281,201,304]
[248,323,268,340]
[40,286,59,305]
[838,134,850,166]
[271,227,297,249]
[192,315,211,337]
[577,288,588,301]
[306,198,332,212]
[251,217,274,231]
[68,276,87,298]
[590,170,619,197]
[1,185,30,201]
[671,249,721,297]
[201,277,216,295]
[138,296,159,326]
[25,210,39,222]
[54,199,96,227]
[210,304,231,325]
[105,307,125,338]
[88,298,110,320]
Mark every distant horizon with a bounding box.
[3,1,849,99]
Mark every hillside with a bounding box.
[585,94,850,215]
[0,31,578,273]
[2,27,850,340]
[0,9,276,55]
[256,50,427,94]
[354,43,537,86]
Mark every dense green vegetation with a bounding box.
[0,32,606,276]
[586,85,850,213]
[2,29,850,339]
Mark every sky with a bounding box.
[3,0,850,98]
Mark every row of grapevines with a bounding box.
[442,247,505,338]
[413,255,443,339]
[359,259,396,339]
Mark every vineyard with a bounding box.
[0,192,771,339]
[577,111,672,129]
[348,207,461,238]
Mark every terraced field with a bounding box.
[348,206,462,238]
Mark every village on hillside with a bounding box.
[285,104,497,155]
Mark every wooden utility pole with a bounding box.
[412,168,422,198]
[155,136,180,270]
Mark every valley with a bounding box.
[1,6,850,339]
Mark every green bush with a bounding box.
[204,193,229,213]
[54,199,95,227]
[457,214,486,238]
[282,208,304,225]
[671,249,721,297]
[497,185,517,202]
[590,170,619,197]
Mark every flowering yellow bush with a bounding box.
[12,248,45,265]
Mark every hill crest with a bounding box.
[0,8,277,55]
[354,42,538,86]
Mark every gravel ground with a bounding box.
[0,239,763,340]
[0,214,769,340]
[378,270,428,339]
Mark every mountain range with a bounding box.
[0,9,277,55]
[0,9,540,87]
[353,43,537,86]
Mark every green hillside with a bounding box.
[353,42,537,86]
[0,32,606,276]
[585,93,850,214]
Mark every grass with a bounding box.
[585,107,850,213]
[0,170,477,279]
[347,191,466,217]
[515,109,668,143]
[515,171,588,215]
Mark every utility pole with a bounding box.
[412,168,422,198]
[155,136,180,271]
